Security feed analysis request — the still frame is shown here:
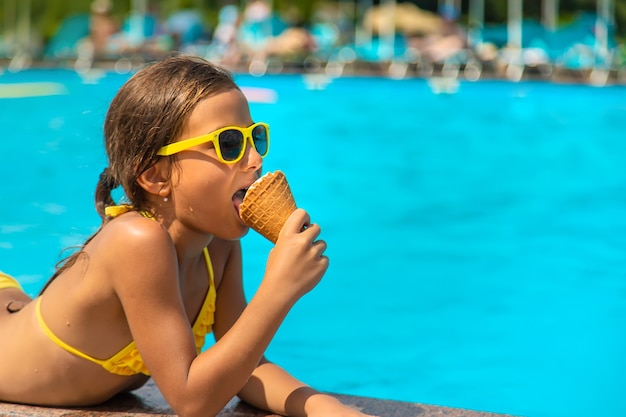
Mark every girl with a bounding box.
[0,55,375,417]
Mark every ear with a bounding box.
[136,160,171,199]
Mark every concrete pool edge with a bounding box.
[0,379,519,417]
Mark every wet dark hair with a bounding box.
[97,54,239,216]
[41,54,239,293]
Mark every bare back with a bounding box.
[0,213,231,406]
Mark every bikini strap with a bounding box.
[35,298,106,366]
[104,204,133,218]
[104,204,154,219]
[191,248,216,352]
[202,248,215,289]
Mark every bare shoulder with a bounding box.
[103,214,172,254]
[88,214,177,288]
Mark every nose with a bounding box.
[243,135,263,171]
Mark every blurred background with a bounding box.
[1,2,626,417]
[0,0,625,84]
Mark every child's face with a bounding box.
[169,88,263,240]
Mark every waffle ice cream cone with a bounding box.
[240,170,297,243]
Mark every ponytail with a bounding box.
[95,167,118,220]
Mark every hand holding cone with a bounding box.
[240,170,297,243]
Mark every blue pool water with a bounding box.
[1,68,625,417]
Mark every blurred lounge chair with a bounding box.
[101,12,172,71]
[477,11,619,84]
[43,14,90,61]
[205,5,242,69]
[549,12,617,85]
[353,33,411,77]
[308,21,341,71]
[166,9,207,52]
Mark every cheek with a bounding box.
[173,158,238,214]
[184,167,231,206]
[183,179,222,207]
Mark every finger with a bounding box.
[301,223,322,241]
[317,254,330,272]
[311,239,327,256]
[282,208,310,235]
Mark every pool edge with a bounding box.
[0,379,520,417]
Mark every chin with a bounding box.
[219,225,250,241]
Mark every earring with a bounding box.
[163,197,169,202]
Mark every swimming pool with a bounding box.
[1,68,625,417]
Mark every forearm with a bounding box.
[180,287,296,416]
[238,361,344,417]
[172,221,330,417]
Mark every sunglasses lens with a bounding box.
[251,124,268,156]
[218,130,245,161]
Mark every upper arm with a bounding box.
[105,218,196,400]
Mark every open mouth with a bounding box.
[232,187,248,216]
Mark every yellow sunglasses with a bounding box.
[157,122,270,164]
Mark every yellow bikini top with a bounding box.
[35,205,216,376]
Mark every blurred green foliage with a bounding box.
[0,0,623,45]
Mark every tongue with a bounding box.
[234,199,242,216]
[233,190,246,216]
